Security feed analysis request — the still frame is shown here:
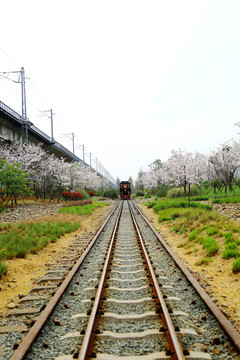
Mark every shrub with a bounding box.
[79,189,90,200]
[88,191,95,197]
[156,185,169,197]
[62,191,82,200]
[167,188,185,198]
[135,190,144,197]
[167,185,202,198]
[103,188,119,199]
[188,184,202,196]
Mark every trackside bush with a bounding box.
[135,190,144,197]
[167,185,202,198]
[103,188,119,199]
[167,187,185,198]
[80,189,91,200]
[156,185,169,198]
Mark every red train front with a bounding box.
[119,181,131,200]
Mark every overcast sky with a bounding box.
[1,1,240,182]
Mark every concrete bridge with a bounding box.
[0,101,116,187]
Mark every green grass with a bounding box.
[0,261,7,277]
[58,201,107,215]
[0,201,108,278]
[0,205,5,214]
[0,221,81,278]
[222,243,240,259]
[0,221,80,259]
[212,195,240,204]
[202,237,219,256]
[195,257,213,266]
[148,199,212,212]
[147,197,240,272]
[232,258,240,273]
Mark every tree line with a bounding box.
[139,139,240,196]
[0,141,110,205]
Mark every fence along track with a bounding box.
[78,200,185,360]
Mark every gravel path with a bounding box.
[0,203,63,223]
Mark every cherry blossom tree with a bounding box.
[209,140,240,192]
[140,170,159,190]
[160,149,208,196]
[0,140,110,200]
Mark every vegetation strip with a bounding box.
[146,198,240,273]
[0,202,108,277]
[136,201,240,353]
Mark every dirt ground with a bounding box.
[0,199,240,337]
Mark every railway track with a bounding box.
[1,200,240,359]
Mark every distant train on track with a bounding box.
[119,181,131,200]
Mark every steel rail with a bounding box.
[128,200,185,360]
[10,202,119,360]
[78,200,124,360]
[132,200,240,354]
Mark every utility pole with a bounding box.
[61,132,76,154]
[72,132,75,154]
[95,157,98,172]
[81,144,85,162]
[21,67,28,143]
[0,66,29,143]
[39,109,55,141]
[87,152,92,168]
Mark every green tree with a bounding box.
[0,159,32,206]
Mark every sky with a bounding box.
[1,0,240,183]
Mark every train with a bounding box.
[119,181,131,200]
